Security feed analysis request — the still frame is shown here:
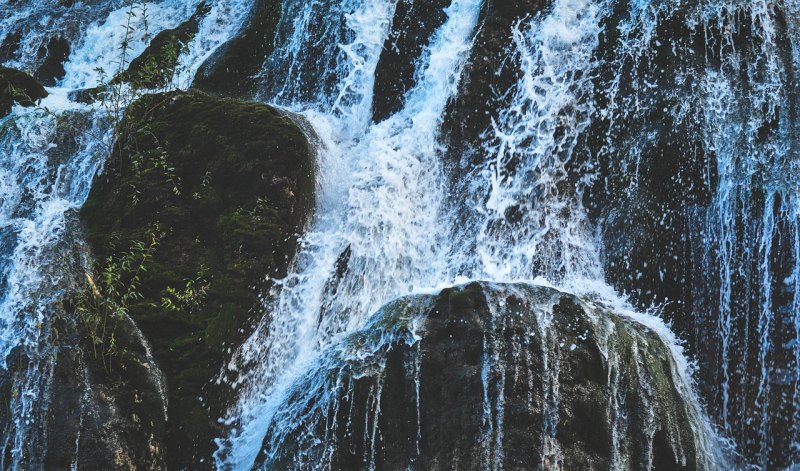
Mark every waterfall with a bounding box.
[216,0,483,466]
[2,0,798,467]
[216,0,729,468]
[0,0,253,466]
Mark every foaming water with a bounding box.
[0,0,256,466]
[60,2,192,89]
[174,0,254,87]
[0,92,109,470]
[216,0,734,468]
[216,0,483,466]
[465,0,607,285]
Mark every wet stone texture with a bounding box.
[258,282,713,471]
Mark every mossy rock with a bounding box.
[258,282,720,470]
[0,66,48,117]
[80,89,315,468]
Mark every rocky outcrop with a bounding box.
[193,0,281,97]
[43,307,168,470]
[255,282,724,470]
[0,67,47,117]
[371,0,449,122]
[79,90,315,468]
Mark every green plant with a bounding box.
[161,266,211,312]
[74,228,162,368]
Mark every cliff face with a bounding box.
[2,0,796,467]
[255,282,721,470]
[77,90,314,468]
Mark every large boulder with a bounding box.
[80,90,315,468]
[254,282,726,470]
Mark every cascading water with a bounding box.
[0,0,253,466]
[216,0,483,466]
[579,0,800,466]
[216,0,731,469]
[1,0,798,467]
[688,2,800,466]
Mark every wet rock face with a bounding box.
[0,66,47,117]
[34,36,70,86]
[371,0,449,122]
[43,312,168,470]
[193,0,281,97]
[441,0,549,173]
[258,282,718,470]
[81,90,315,469]
[586,4,715,334]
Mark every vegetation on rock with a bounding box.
[80,89,315,467]
[0,66,48,117]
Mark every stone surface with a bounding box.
[80,89,315,468]
[0,66,48,117]
[256,282,720,471]
[193,0,281,97]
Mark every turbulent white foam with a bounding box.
[467,0,606,284]
[216,0,483,467]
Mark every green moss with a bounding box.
[80,89,314,468]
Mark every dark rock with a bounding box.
[0,31,22,63]
[0,66,48,117]
[256,282,725,470]
[116,2,211,90]
[0,288,168,470]
[193,0,281,98]
[68,86,106,105]
[371,0,449,122]
[80,90,315,468]
[34,36,70,86]
[43,311,168,470]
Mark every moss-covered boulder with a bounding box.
[193,0,281,97]
[255,282,726,470]
[80,90,315,468]
[0,66,48,117]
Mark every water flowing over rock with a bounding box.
[0,0,798,468]
[250,282,726,471]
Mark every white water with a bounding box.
[467,0,607,285]
[3,0,795,467]
[0,0,252,466]
[217,0,482,466]
[217,0,729,469]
